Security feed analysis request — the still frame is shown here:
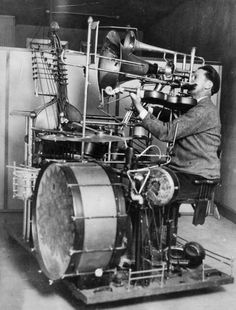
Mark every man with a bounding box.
[130,65,221,225]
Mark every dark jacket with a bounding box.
[141,97,221,179]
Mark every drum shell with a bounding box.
[32,162,127,280]
[84,142,108,159]
[133,125,148,139]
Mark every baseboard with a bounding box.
[216,202,236,224]
[0,209,23,213]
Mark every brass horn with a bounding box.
[120,46,158,76]
[98,30,160,90]
[98,30,121,90]
[98,30,205,91]
[123,30,205,75]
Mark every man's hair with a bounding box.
[198,65,220,95]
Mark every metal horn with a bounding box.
[123,31,205,70]
[98,30,160,90]
[98,30,121,90]
[120,47,158,76]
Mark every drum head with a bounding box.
[146,167,179,206]
[32,163,75,280]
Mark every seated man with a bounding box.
[130,65,221,226]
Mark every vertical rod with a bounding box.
[182,54,186,71]
[189,46,196,82]
[24,117,29,165]
[4,51,10,210]
[26,199,31,242]
[23,199,27,240]
[173,53,177,68]
[135,209,142,271]
[24,115,33,167]
[27,117,33,167]
[94,21,100,64]
[81,16,93,160]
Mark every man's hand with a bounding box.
[130,93,146,115]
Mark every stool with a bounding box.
[190,178,220,225]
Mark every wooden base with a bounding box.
[5,221,234,305]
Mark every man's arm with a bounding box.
[130,93,214,142]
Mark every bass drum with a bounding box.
[32,162,127,280]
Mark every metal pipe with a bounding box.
[81,16,93,160]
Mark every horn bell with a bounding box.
[121,48,158,76]
[98,30,158,91]
[124,30,181,55]
[98,30,121,90]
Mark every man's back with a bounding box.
[168,97,221,178]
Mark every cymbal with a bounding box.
[40,134,83,142]
[81,133,131,143]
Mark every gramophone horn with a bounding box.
[106,30,120,47]
[123,30,174,54]
[98,30,121,90]
[98,30,158,90]
[121,48,158,76]
[123,30,205,69]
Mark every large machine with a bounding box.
[7,17,233,304]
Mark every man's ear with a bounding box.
[205,80,213,91]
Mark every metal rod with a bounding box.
[81,17,93,160]
[189,46,196,82]
[72,214,127,220]
[26,200,31,242]
[47,10,120,19]
[94,21,100,64]
[130,267,165,274]
[23,199,27,240]
[70,246,125,255]
[60,268,116,279]
[67,182,124,188]
[99,26,138,31]
[81,120,123,126]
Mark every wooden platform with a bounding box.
[5,221,234,305]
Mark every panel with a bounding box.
[0,50,7,209]
[0,15,15,47]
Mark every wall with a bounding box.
[141,0,236,221]
[0,47,101,210]
[15,24,87,51]
[0,15,15,47]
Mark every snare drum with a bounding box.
[32,162,127,280]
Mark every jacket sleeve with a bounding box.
[141,102,215,142]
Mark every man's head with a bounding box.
[190,65,220,99]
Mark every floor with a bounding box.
[0,211,235,310]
